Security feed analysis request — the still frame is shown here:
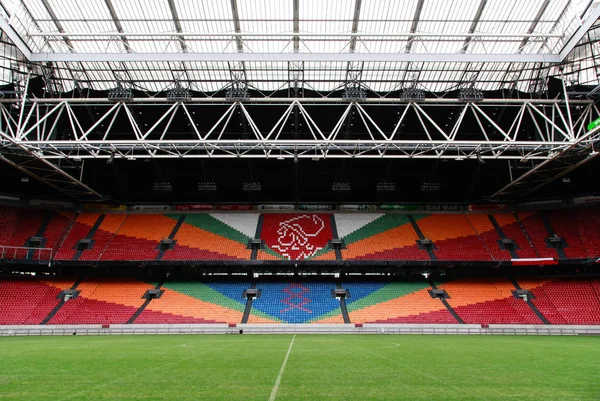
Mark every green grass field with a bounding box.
[1,334,599,400]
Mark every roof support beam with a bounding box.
[346,0,363,86]
[461,0,487,53]
[39,0,73,51]
[0,10,32,59]
[28,52,562,63]
[228,0,247,85]
[293,0,299,52]
[103,0,131,53]
[167,0,187,53]
[559,1,600,60]
[406,0,425,53]
[349,0,362,53]
[518,0,550,52]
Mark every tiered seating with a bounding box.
[573,207,600,257]
[0,277,74,324]
[54,213,99,260]
[438,278,542,324]
[517,212,557,258]
[47,279,153,325]
[0,207,18,243]
[466,214,512,260]
[545,209,588,259]
[80,214,127,261]
[519,278,600,325]
[491,213,537,258]
[417,215,493,261]
[248,281,343,323]
[258,214,334,260]
[0,208,73,260]
[137,281,248,324]
[2,206,600,263]
[343,281,456,324]
[336,214,429,261]
[163,214,254,261]
[100,215,175,261]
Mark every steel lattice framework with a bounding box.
[0,96,598,161]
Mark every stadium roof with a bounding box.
[1,0,600,93]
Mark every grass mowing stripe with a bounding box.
[268,334,296,401]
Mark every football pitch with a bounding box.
[1,334,599,401]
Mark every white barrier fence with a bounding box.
[1,324,600,336]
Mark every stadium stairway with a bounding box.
[429,280,463,323]
[40,278,83,325]
[241,279,257,324]
[128,281,165,323]
[509,277,549,324]
[336,280,351,323]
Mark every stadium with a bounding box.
[1,0,600,399]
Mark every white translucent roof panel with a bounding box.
[1,0,599,94]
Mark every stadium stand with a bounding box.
[162,214,254,261]
[416,215,493,261]
[2,207,600,262]
[335,214,429,261]
[247,281,344,323]
[516,212,561,259]
[342,281,457,324]
[545,209,588,259]
[437,278,543,324]
[0,277,74,324]
[573,207,600,257]
[2,277,600,325]
[257,214,335,261]
[518,278,600,325]
[46,279,154,325]
[136,282,249,324]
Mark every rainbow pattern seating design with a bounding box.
[341,281,456,323]
[417,215,493,261]
[247,282,344,323]
[335,214,429,261]
[47,279,154,325]
[437,278,542,324]
[162,214,255,261]
[2,206,600,262]
[2,278,600,325]
[137,281,251,324]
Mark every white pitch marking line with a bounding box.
[268,334,296,401]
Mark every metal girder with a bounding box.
[461,0,487,53]
[0,7,32,58]
[559,1,600,60]
[27,53,563,63]
[167,0,187,53]
[293,0,299,52]
[38,0,73,51]
[519,0,551,53]
[405,0,425,54]
[0,98,595,162]
[492,127,600,199]
[103,0,131,53]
